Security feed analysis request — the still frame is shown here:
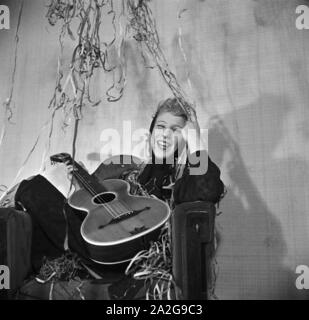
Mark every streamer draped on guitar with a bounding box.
[50,153,170,265]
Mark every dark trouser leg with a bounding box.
[14,175,89,271]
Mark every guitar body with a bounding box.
[69,179,170,264]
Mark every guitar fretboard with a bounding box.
[72,161,107,195]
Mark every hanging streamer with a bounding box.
[46,0,119,117]
[177,6,194,101]
[127,0,196,120]
[0,0,24,150]
[0,117,53,203]
[106,0,128,102]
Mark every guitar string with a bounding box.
[77,176,140,219]
[72,169,133,218]
[72,170,119,218]
[71,163,135,215]
[55,157,133,218]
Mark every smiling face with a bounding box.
[150,111,187,161]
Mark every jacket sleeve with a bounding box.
[173,150,225,205]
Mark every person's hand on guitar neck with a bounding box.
[65,160,88,191]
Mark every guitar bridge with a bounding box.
[98,206,151,229]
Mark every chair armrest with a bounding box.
[171,201,216,300]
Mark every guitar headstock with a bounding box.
[50,153,72,165]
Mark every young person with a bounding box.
[14,97,224,296]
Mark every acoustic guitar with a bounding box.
[50,153,170,265]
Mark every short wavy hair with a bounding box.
[149,98,189,133]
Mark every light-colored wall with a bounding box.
[1,0,309,299]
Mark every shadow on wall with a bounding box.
[209,94,309,300]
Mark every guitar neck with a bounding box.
[72,161,106,195]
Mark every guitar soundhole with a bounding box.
[93,192,116,204]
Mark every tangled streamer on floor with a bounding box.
[35,252,89,300]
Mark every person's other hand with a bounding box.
[65,161,87,190]
[181,108,205,153]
